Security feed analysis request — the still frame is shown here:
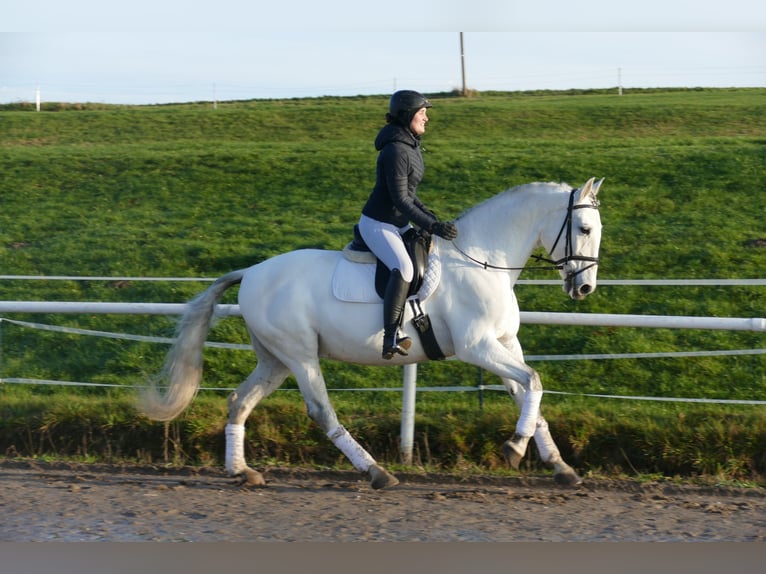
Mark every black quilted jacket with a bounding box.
[361,123,438,231]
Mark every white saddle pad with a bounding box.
[331,244,441,303]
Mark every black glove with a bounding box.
[431,220,458,240]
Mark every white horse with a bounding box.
[140,178,603,489]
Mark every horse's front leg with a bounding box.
[453,337,543,467]
[503,379,582,486]
[496,333,582,485]
[501,369,543,471]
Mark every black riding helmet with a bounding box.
[387,90,432,126]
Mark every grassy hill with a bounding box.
[1,89,764,480]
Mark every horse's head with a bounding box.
[545,178,603,300]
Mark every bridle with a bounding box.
[543,187,601,280]
[451,187,600,281]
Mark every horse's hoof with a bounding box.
[237,468,267,487]
[369,464,399,490]
[503,440,524,470]
[554,469,583,487]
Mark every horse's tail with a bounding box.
[138,269,247,421]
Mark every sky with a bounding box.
[2,1,765,105]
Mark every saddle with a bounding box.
[342,225,445,360]
[347,224,431,299]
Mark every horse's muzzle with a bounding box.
[575,282,593,298]
[563,260,598,300]
[565,274,595,300]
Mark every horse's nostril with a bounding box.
[579,284,592,295]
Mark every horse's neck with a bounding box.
[457,184,561,268]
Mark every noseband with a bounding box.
[452,187,600,278]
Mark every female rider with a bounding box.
[358,90,458,359]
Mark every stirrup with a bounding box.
[382,343,408,360]
[397,332,412,351]
[382,333,409,360]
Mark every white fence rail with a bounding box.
[3,275,766,286]
[1,302,764,331]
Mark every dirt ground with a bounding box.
[0,459,764,542]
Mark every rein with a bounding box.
[451,187,600,276]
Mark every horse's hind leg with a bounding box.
[289,359,399,490]
[225,347,290,486]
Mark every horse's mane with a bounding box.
[456,181,573,221]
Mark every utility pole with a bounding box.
[460,32,467,96]
[618,68,623,96]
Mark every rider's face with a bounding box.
[409,107,429,136]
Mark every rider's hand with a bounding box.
[431,220,458,240]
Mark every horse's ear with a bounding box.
[591,177,604,197]
[578,177,604,202]
[590,177,604,198]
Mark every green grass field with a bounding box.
[1,88,764,481]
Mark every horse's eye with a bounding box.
[580,227,591,236]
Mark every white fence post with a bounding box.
[400,363,418,465]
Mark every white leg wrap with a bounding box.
[327,425,376,473]
[534,418,558,463]
[515,389,543,438]
[225,423,246,473]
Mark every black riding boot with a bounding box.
[382,269,412,360]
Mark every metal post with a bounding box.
[477,367,484,410]
[460,32,467,96]
[400,363,417,465]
